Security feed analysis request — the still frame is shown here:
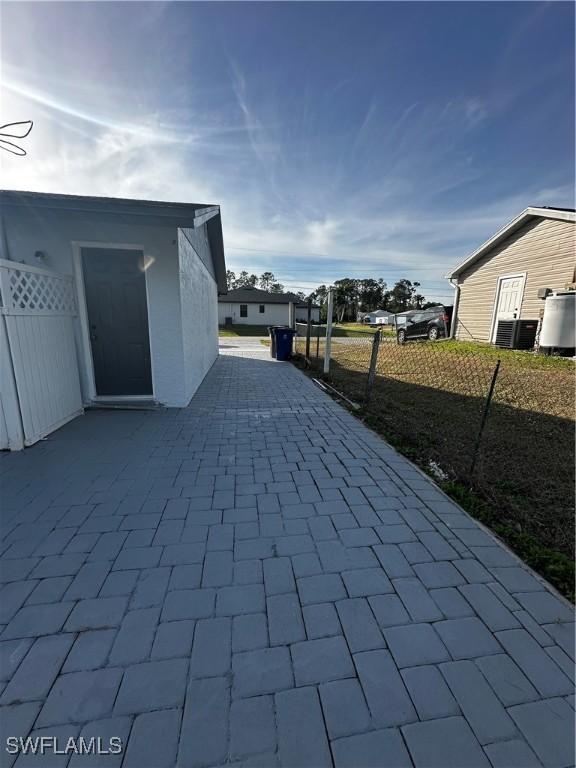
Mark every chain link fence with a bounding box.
[294,324,575,566]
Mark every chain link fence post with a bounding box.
[323,289,334,374]
[305,298,312,360]
[469,359,501,481]
[364,329,382,404]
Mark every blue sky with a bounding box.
[1,1,574,301]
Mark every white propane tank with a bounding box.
[539,291,575,348]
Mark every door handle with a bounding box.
[90,334,98,341]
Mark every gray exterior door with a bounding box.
[82,247,152,396]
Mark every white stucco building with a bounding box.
[0,190,226,449]
[218,286,320,326]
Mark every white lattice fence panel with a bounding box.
[0,259,82,448]
[0,259,76,315]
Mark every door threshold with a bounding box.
[86,398,162,411]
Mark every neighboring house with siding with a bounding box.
[218,286,320,326]
[446,206,576,343]
[0,190,226,449]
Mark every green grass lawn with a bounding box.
[330,323,395,338]
[437,338,575,369]
[219,324,269,337]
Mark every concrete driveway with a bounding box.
[219,336,268,355]
[0,349,573,767]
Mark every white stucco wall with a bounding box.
[218,302,320,325]
[1,203,219,407]
[178,229,218,403]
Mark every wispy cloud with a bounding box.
[1,1,573,302]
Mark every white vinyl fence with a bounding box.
[0,259,83,450]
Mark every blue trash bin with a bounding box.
[274,327,296,360]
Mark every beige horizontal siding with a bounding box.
[455,218,575,342]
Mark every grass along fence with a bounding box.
[294,328,575,599]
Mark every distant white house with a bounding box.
[0,190,226,449]
[218,287,320,326]
[360,309,395,325]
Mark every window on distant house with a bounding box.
[240,304,248,318]
[259,305,265,313]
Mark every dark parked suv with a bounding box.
[396,305,453,343]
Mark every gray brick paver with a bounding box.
[69,716,132,768]
[216,583,265,616]
[179,676,229,768]
[0,702,42,768]
[267,593,305,646]
[64,596,127,632]
[62,629,116,673]
[263,556,295,595]
[161,588,215,621]
[190,616,231,677]
[0,634,75,705]
[14,723,81,768]
[475,653,539,706]
[354,649,417,728]
[336,597,384,652]
[401,664,460,721]
[229,695,276,759]
[291,635,355,686]
[152,620,195,659]
[385,622,450,667]
[0,350,573,768]
[319,678,371,739]
[458,582,521,631]
[232,613,269,652]
[122,709,180,768]
[392,577,443,622]
[26,576,72,606]
[109,606,159,665]
[508,697,575,768]
[0,582,38,623]
[0,638,33,683]
[332,728,412,768]
[342,567,392,597]
[114,658,188,714]
[2,602,74,640]
[402,716,491,767]
[233,646,293,698]
[302,602,341,639]
[37,668,123,726]
[276,686,332,768]
[484,738,542,768]
[434,616,503,659]
[440,659,518,745]
[297,573,347,604]
[496,628,574,698]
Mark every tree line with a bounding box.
[309,278,441,322]
[226,270,306,300]
[227,271,440,322]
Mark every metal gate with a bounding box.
[0,259,83,450]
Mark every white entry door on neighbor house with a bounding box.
[491,274,525,340]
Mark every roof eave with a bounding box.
[0,189,211,219]
[445,207,576,279]
[205,212,227,293]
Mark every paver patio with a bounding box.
[0,347,574,768]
